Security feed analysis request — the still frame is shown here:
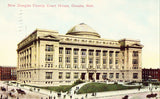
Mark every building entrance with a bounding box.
[89,73,94,80]
[81,73,85,80]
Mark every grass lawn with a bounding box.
[15,79,84,92]
[40,79,84,92]
[40,85,73,92]
[77,82,140,94]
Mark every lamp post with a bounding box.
[148,75,153,94]
[6,81,9,99]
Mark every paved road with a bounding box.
[0,81,49,99]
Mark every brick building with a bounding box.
[142,68,160,82]
[0,66,17,81]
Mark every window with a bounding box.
[48,64,50,67]
[89,58,93,64]
[59,57,62,62]
[133,51,138,57]
[103,59,106,64]
[122,73,124,78]
[66,65,70,68]
[109,73,114,78]
[109,52,112,57]
[82,65,86,69]
[45,54,53,61]
[74,65,78,68]
[46,72,52,79]
[89,65,93,69]
[116,52,119,57]
[116,66,119,69]
[122,59,124,64]
[102,73,107,80]
[89,51,93,56]
[74,57,78,63]
[96,59,100,64]
[45,45,53,51]
[81,51,86,55]
[103,52,107,56]
[74,50,78,55]
[109,59,112,64]
[74,73,78,79]
[59,72,63,79]
[116,73,119,78]
[66,72,71,79]
[115,60,118,64]
[109,65,112,69]
[122,52,124,56]
[133,73,138,79]
[66,57,70,63]
[59,65,62,68]
[59,49,63,54]
[66,49,71,54]
[103,65,106,69]
[96,52,100,56]
[132,59,138,64]
[81,58,85,63]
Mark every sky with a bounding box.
[0,0,159,68]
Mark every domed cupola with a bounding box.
[66,23,101,38]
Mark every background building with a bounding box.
[142,68,160,82]
[0,66,17,81]
[17,23,143,86]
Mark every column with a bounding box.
[93,73,96,81]
[86,49,89,69]
[71,48,73,68]
[24,50,27,68]
[63,47,66,68]
[100,50,103,69]
[78,72,81,79]
[107,50,109,69]
[128,50,133,70]
[85,72,89,81]
[113,51,115,69]
[99,73,102,81]
[36,41,39,68]
[93,49,96,69]
[138,51,142,69]
[78,48,81,68]
[28,49,30,68]
[17,52,20,69]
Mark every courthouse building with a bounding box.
[17,23,143,86]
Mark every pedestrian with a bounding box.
[85,94,87,98]
[70,95,72,99]
[155,86,157,89]
[74,90,76,94]
[64,95,66,98]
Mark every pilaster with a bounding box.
[100,50,103,69]
[63,47,66,68]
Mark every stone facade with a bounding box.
[17,23,143,86]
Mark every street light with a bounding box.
[148,75,153,94]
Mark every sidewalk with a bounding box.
[1,81,160,99]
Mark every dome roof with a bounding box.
[66,23,101,38]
